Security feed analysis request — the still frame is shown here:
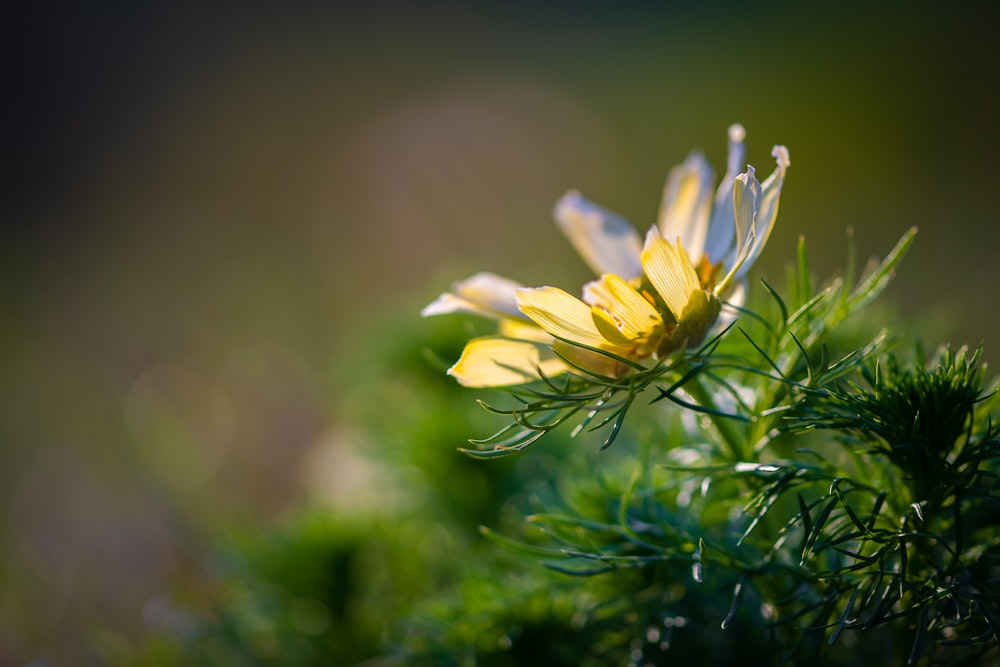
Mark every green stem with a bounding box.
[684,374,747,461]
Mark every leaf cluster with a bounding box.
[465,228,1000,665]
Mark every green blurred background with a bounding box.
[3,1,998,663]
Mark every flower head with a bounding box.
[424,125,789,387]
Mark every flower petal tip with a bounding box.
[772,145,790,170]
[421,294,457,317]
[736,163,758,185]
[553,189,582,213]
[644,224,664,245]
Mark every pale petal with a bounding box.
[658,152,714,264]
[725,124,747,182]
[422,272,526,319]
[516,286,607,347]
[553,190,643,279]
[733,145,790,281]
[733,165,761,252]
[715,165,762,293]
[421,293,471,317]
[580,276,612,308]
[640,227,702,320]
[703,124,747,264]
[448,336,566,387]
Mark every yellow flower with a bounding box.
[424,126,790,387]
[513,227,719,371]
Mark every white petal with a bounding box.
[714,165,761,292]
[658,152,714,264]
[422,272,526,319]
[734,145,789,281]
[725,124,747,181]
[553,190,643,279]
[733,164,761,250]
[703,124,747,264]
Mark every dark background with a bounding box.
[3,1,998,662]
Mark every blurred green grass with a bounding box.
[2,1,998,662]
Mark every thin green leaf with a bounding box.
[738,327,786,378]
[787,285,835,329]
[760,277,788,326]
[478,526,570,559]
[721,575,747,630]
[846,226,917,312]
[801,496,838,564]
[829,585,861,644]
[797,235,813,303]
[831,479,875,539]
[907,605,930,666]
[797,492,813,554]
[544,561,615,576]
[693,538,705,583]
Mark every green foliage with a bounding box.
[135,228,999,666]
[414,228,999,666]
[778,345,1000,664]
[132,515,434,666]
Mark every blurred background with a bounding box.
[3,1,999,663]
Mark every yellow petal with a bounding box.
[516,286,607,348]
[584,274,663,348]
[591,308,635,346]
[658,152,714,264]
[448,337,566,387]
[498,319,554,343]
[552,340,628,379]
[640,228,702,320]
